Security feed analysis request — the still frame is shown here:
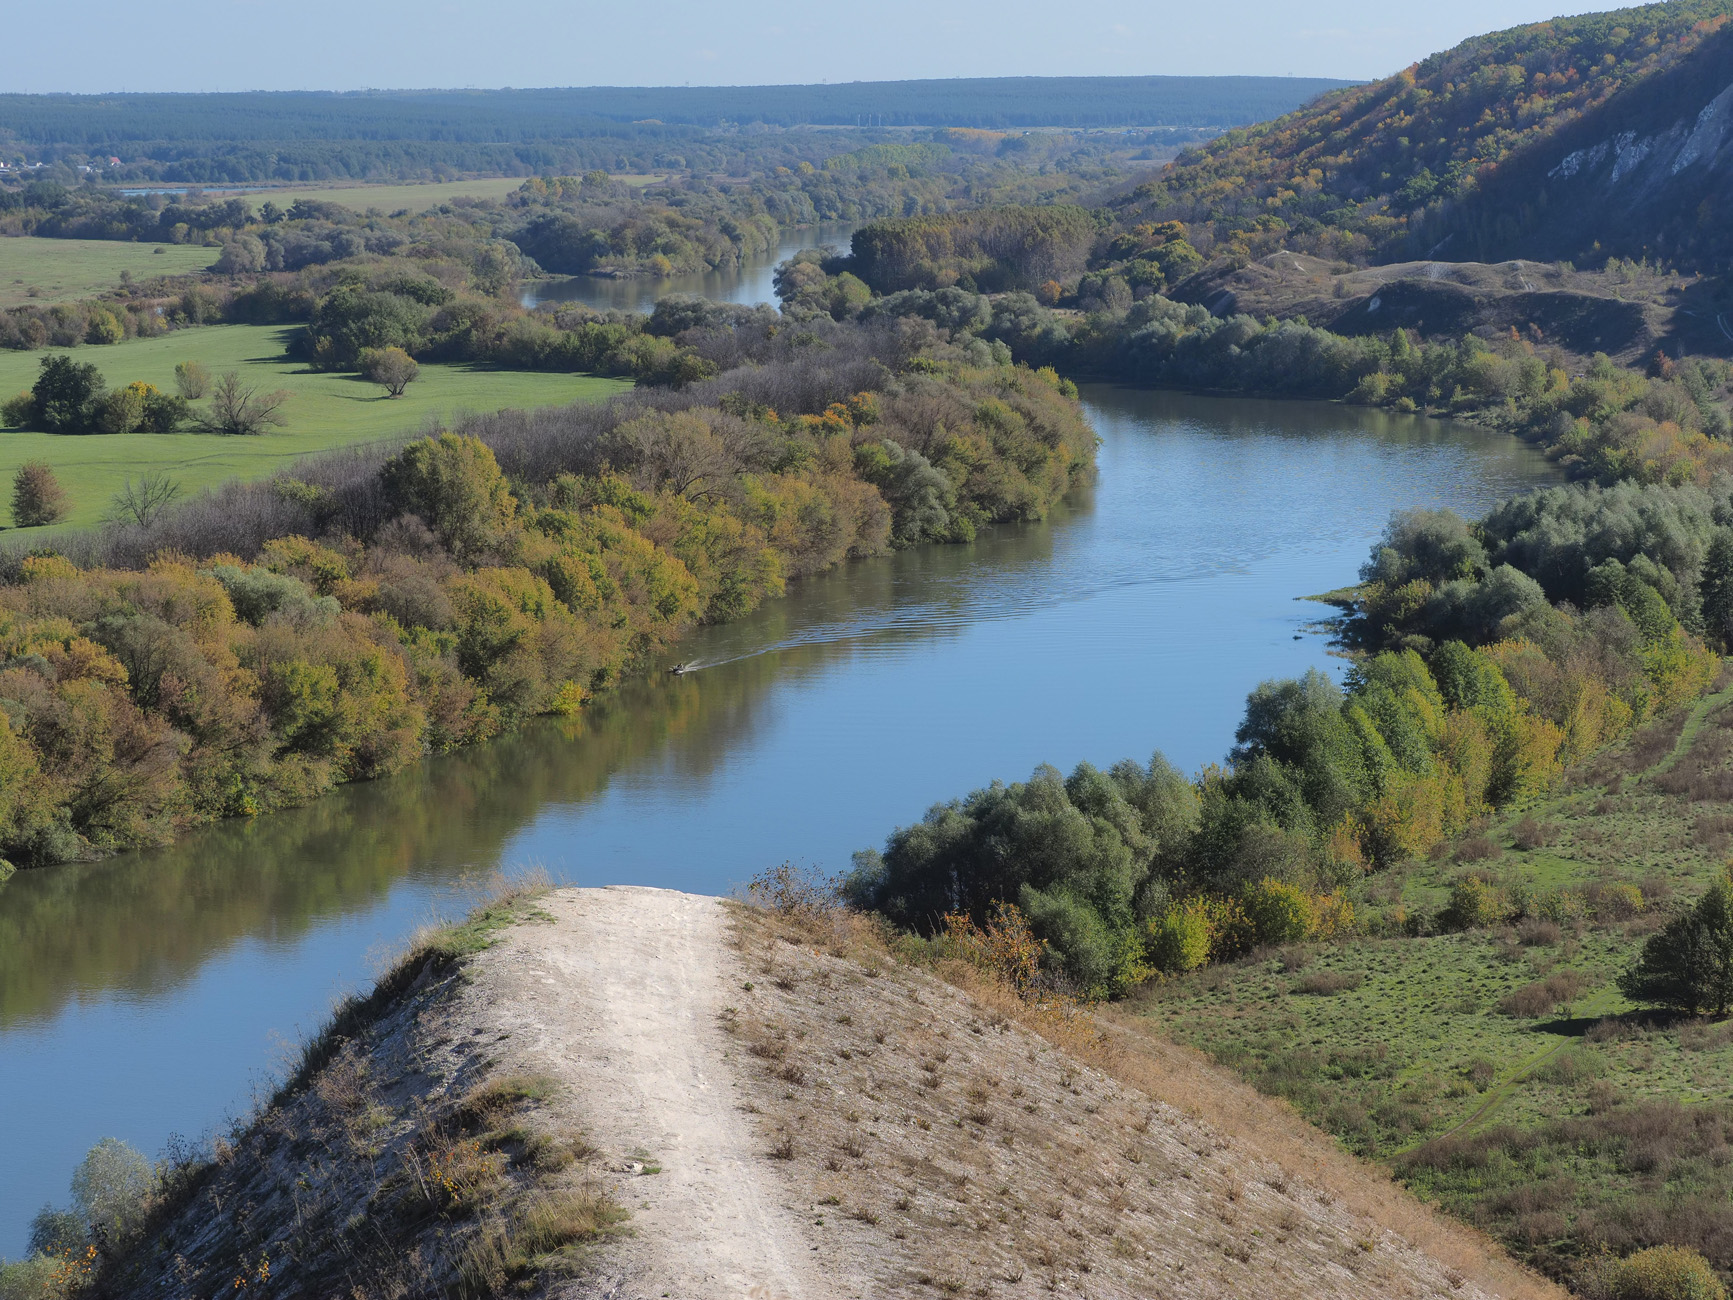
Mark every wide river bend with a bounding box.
[0,387,1561,1254]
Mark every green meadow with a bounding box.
[1132,683,1733,1283]
[0,324,628,530]
[0,238,220,308]
[232,174,668,214]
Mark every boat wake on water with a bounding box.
[662,583,1124,679]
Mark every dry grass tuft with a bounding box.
[112,872,622,1300]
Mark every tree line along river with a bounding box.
[0,234,1564,1255]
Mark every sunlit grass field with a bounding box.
[0,324,628,530]
[0,238,220,308]
[233,174,667,213]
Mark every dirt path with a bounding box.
[466,886,848,1300]
[449,886,1552,1300]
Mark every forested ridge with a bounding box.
[0,77,1348,170]
[1111,0,1733,268]
[808,0,1733,358]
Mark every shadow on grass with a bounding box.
[1539,1006,1684,1039]
[1531,1012,1600,1038]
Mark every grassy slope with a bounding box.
[0,324,628,530]
[1130,681,1733,1285]
[0,238,219,308]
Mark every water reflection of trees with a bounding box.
[1080,385,1556,484]
[0,391,1561,1026]
[0,517,1066,1026]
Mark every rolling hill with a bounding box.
[1116,1,1733,273]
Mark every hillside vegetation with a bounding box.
[1135,673,1733,1295]
[847,471,1733,1291]
[814,0,1733,404]
[1113,1,1733,269]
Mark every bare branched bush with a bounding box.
[1457,835,1502,863]
[747,861,843,916]
[1512,816,1555,851]
[106,472,181,528]
[1518,918,1562,947]
[1296,970,1363,995]
[194,371,291,436]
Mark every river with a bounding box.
[518,222,861,314]
[0,387,1562,1256]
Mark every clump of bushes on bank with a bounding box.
[851,481,1719,997]
[0,321,1093,871]
[780,262,1733,490]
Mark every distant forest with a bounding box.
[0,75,1351,149]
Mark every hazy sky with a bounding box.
[9,1,1614,94]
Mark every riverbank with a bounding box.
[0,335,1094,876]
[51,883,1556,1300]
[0,386,1558,1257]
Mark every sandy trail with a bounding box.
[471,886,843,1300]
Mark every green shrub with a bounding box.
[31,354,104,434]
[381,433,518,563]
[1592,880,1646,920]
[1536,888,1585,923]
[25,1207,84,1257]
[173,359,211,400]
[1019,884,1149,997]
[0,390,33,428]
[1608,1245,1727,1300]
[1622,878,1733,1016]
[1444,875,1504,930]
[1147,901,1212,973]
[0,1255,58,1300]
[206,564,337,627]
[1243,877,1313,946]
[95,384,146,435]
[359,345,420,397]
[140,389,189,432]
[11,462,69,528]
[84,309,123,345]
[69,1136,153,1246]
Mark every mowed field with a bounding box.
[0,325,628,530]
[234,174,668,213]
[0,238,221,308]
